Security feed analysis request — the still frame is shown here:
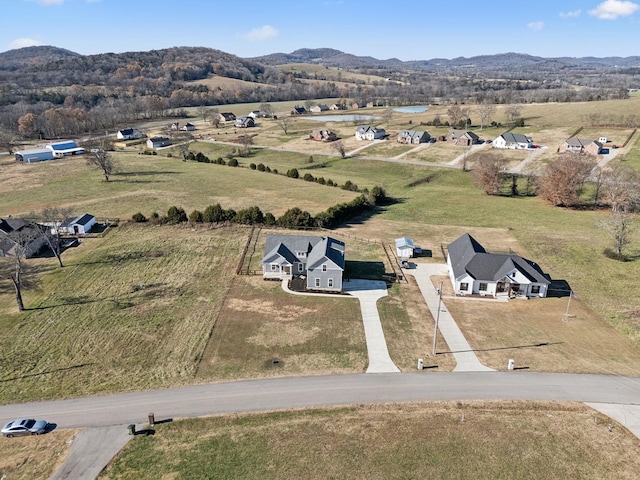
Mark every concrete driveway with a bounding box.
[404,263,494,372]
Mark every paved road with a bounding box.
[1,373,639,431]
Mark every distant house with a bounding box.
[310,104,330,113]
[14,148,55,163]
[330,103,347,110]
[248,110,270,119]
[355,125,386,141]
[366,101,384,108]
[447,233,550,298]
[262,235,345,292]
[395,237,416,258]
[560,137,602,156]
[216,112,236,123]
[351,102,366,109]
[446,129,479,146]
[310,130,338,142]
[0,217,48,258]
[45,140,85,157]
[146,136,171,149]
[234,116,255,128]
[116,128,143,141]
[290,106,308,115]
[493,132,533,149]
[167,122,180,131]
[397,130,431,144]
[181,122,196,131]
[60,213,96,236]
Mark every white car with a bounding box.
[2,418,49,437]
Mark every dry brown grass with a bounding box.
[0,429,78,480]
[101,402,640,480]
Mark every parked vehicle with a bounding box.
[2,418,49,437]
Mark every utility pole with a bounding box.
[432,281,443,355]
[562,290,574,322]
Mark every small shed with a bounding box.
[395,237,415,258]
[61,213,96,235]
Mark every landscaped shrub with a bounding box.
[189,210,204,222]
[167,206,188,223]
[131,212,147,223]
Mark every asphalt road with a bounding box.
[2,372,639,430]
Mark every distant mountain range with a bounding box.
[250,48,640,70]
[2,45,640,76]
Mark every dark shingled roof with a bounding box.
[307,237,345,270]
[448,233,549,285]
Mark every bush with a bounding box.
[257,163,266,171]
[303,173,315,182]
[131,212,147,223]
[228,158,238,167]
[167,153,173,158]
[167,206,188,223]
[189,210,204,222]
[250,163,257,170]
[287,168,299,179]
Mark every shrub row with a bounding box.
[131,187,387,230]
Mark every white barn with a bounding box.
[60,213,96,235]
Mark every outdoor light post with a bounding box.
[432,281,443,355]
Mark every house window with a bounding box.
[297,252,306,258]
[315,278,321,288]
[322,264,327,272]
[460,283,469,291]
[270,264,278,272]
[298,263,303,273]
[328,278,334,288]
[531,285,540,294]
[479,283,488,292]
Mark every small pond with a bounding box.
[305,114,381,122]
[393,106,429,113]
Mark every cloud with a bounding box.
[559,9,582,18]
[527,21,545,31]
[9,38,44,50]
[589,0,639,19]
[242,25,279,42]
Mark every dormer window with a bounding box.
[297,251,306,258]
[322,264,327,272]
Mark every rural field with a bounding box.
[99,402,640,480]
[2,93,640,477]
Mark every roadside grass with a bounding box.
[614,131,640,170]
[100,402,640,480]
[359,141,413,158]
[0,429,78,480]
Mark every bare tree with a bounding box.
[171,131,194,161]
[259,103,274,117]
[602,165,640,212]
[477,104,496,130]
[239,133,254,157]
[538,154,595,206]
[277,116,292,135]
[0,227,42,311]
[472,153,506,195]
[197,106,211,124]
[330,140,347,159]
[86,139,117,181]
[447,105,464,127]
[26,207,73,267]
[0,129,15,155]
[382,107,394,127]
[506,104,523,125]
[598,209,635,259]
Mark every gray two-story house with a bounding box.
[262,234,345,292]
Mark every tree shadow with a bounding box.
[0,363,94,383]
[437,341,563,355]
[25,296,101,311]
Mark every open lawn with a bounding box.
[0,429,77,480]
[100,402,640,480]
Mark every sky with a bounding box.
[3,0,640,60]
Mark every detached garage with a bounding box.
[61,213,96,235]
[15,148,55,163]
